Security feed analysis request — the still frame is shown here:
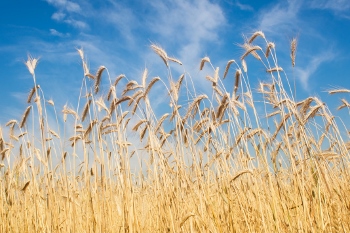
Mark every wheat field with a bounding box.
[1,31,350,232]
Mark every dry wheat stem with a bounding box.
[291,38,297,67]
[224,60,235,79]
[144,77,161,98]
[114,74,126,86]
[248,31,265,43]
[94,66,106,94]
[241,43,262,60]
[328,89,350,94]
[199,57,210,70]
[20,106,31,128]
[81,99,92,122]
[265,42,275,58]
[151,44,168,67]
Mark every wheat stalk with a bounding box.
[248,31,265,43]
[223,60,235,79]
[150,44,168,67]
[94,66,106,94]
[114,74,126,86]
[328,89,350,94]
[154,113,169,134]
[20,106,31,128]
[27,86,38,103]
[242,59,247,73]
[291,38,297,67]
[25,55,39,76]
[265,42,275,58]
[230,170,253,182]
[132,119,147,131]
[168,57,182,65]
[183,95,208,121]
[241,44,262,60]
[21,181,30,192]
[338,98,350,110]
[142,68,148,88]
[266,67,283,73]
[199,57,210,70]
[81,99,92,122]
[144,77,161,98]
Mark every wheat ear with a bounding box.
[150,44,168,67]
[291,38,297,67]
[223,60,235,79]
[199,57,210,70]
[144,77,161,98]
[248,31,265,43]
[20,106,31,128]
[94,66,106,94]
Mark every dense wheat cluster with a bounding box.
[1,32,350,232]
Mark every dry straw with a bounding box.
[144,77,161,98]
[223,60,235,79]
[151,44,168,67]
[291,37,297,67]
[248,31,265,43]
[94,66,106,94]
[265,42,275,58]
[27,86,38,103]
[2,31,350,233]
[328,89,350,94]
[20,106,31,128]
[199,56,210,70]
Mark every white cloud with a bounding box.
[52,12,66,21]
[46,0,87,29]
[258,0,302,34]
[236,1,254,11]
[63,19,88,29]
[103,2,138,43]
[92,0,227,92]
[148,0,225,43]
[46,0,81,13]
[309,0,350,12]
[309,0,350,19]
[41,0,227,94]
[50,29,70,37]
[294,50,335,91]
[145,0,226,89]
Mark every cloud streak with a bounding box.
[45,0,81,13]
[294,50,335,91]
[258,0,302,34]
[309,0,350,17]
[144,0,227,90]
[46,0,90,29]
[50,29,70,37]
[236,1,254,11]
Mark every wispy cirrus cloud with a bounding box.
[236,1,254,11]
[145,0,226,83]
[253,0,341,91]
[45,0,81,13]
[46,0,89,29]
[63,19,88,29]
[257,0,302,34]
[294,50,335,91]
[309,0,350,18]
[93,0,227,93]
[50,29,70,37]
[52,12,66,21]
[102,2,139,44]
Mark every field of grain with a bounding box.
[1,32,350,232]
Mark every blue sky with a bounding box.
[1,0,350,123]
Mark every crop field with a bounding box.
[1,32,350,232]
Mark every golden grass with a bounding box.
[1,32,350,232]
